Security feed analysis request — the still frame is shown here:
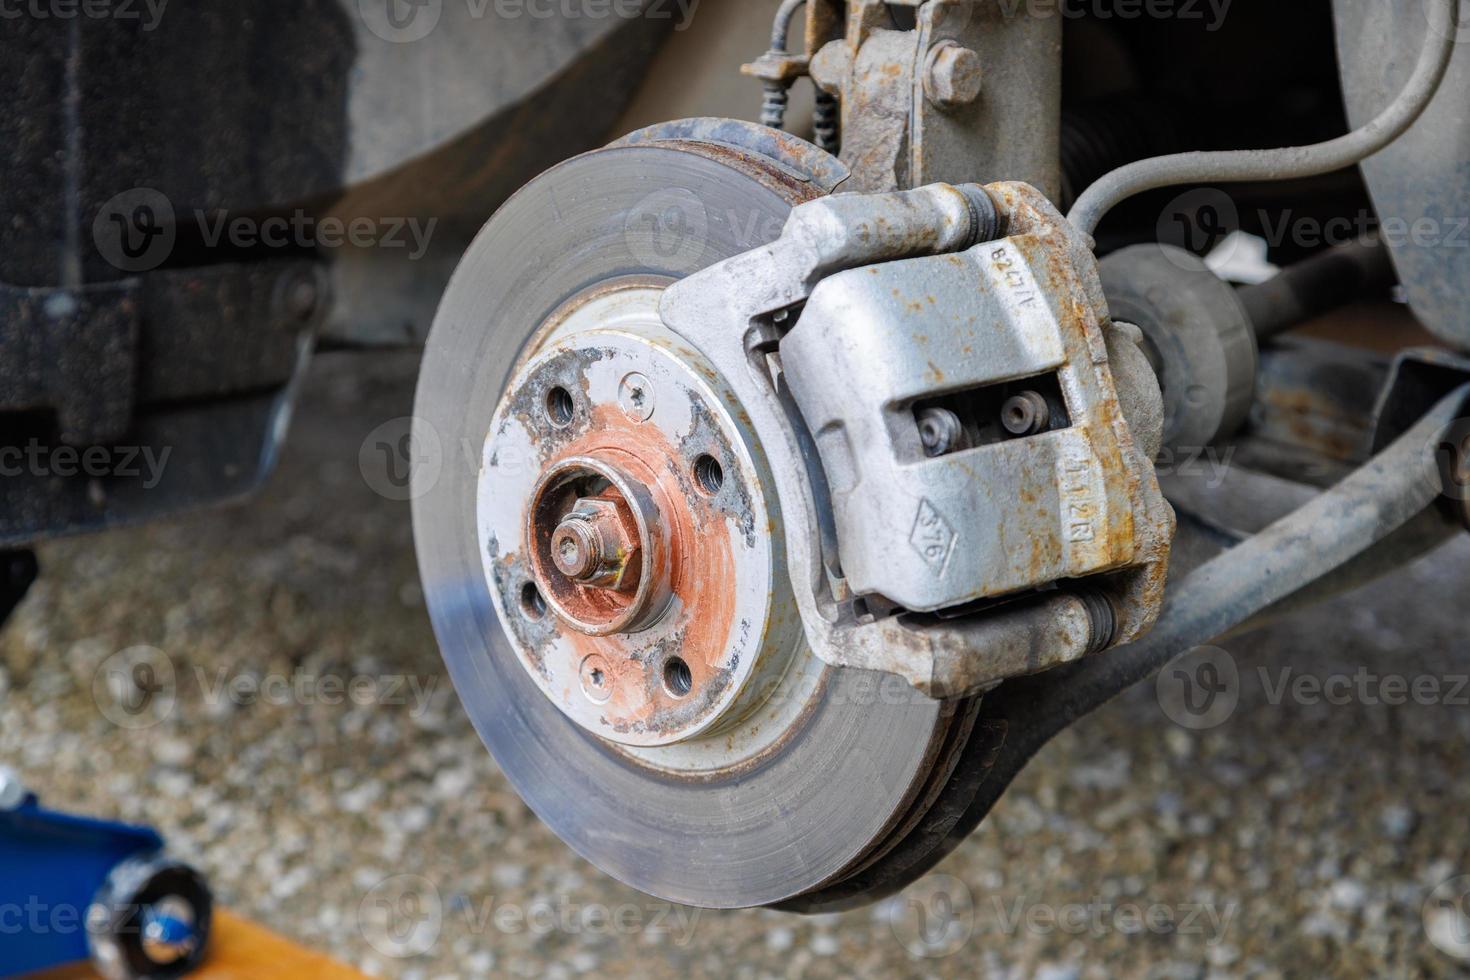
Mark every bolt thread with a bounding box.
[957,184,1003,245]
[761,82,790,131]
[814,91,840,154]
[1076,589,1118,654]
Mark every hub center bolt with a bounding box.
[552,516,603,581]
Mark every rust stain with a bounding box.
[1260,387,1365,461]
[655,138,829,211]
[539,403,740,738]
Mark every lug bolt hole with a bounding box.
[519,582,547,621]
[545,386,575,429]
[663,657,693,698]
[693,454,724,496]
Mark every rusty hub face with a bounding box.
[478,281,799,748]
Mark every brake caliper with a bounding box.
[663,180,1174,697]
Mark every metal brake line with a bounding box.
[1068,0,1460,237]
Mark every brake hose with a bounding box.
[1068,0,1460,237]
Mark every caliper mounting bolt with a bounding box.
[923,40,983,109]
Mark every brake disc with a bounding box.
[412,128,976,909]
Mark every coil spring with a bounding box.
[814,91,840,154]
[761,82,790,131]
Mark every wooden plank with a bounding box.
[20,909,370,980]
[192,909,370,980]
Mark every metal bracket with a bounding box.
[809,0,1062,196]
[1371,346,1470,531]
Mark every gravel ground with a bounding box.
[4,350,1470,979]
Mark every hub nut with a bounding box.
[524,455,666,637]
[550,496,642,591]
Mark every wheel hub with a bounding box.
[478,282,795,747]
